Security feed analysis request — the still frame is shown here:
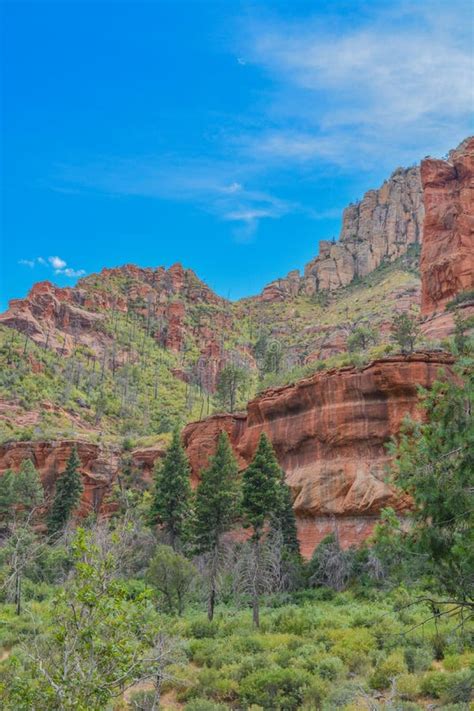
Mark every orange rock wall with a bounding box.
[184,354,454,557]
[420,137,474,317]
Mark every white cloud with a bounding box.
[48,255,67,269]
[240,2,473,168]
[19,255,86,279]
[57,267,86,278]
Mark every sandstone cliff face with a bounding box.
[260,166,423,301]
[0,439,165,516]
[420,137,474,319]
[183,353,454,557]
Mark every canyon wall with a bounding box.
[420,137,474,317]
[184,353,454,557]
[260,166,423,301]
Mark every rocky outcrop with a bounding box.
[183,353,454,557]
[259,166,423,301]
[419,137,474,335]
[0,439,165,516]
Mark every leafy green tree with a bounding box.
[47,446,83,535]
[147,544,196,615]
[148,428,192,550]
[391,312,420,354]
[347,325,377,353]
[192,431,240,619]
[389,361,474,605]
[0,528,179,710]
[216,363,249,412]
[241,433,282,626]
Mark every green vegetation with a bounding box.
[47,446,83,535]
[149,428,192,551]
[192,432,240,620]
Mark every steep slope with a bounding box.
[259,165,423,301]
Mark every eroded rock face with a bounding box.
[183,354,454,557]
[420,137,474,317]
[258,166,423,301]
[0,440,165,516]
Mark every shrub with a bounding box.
[314,655,346,681]
[443,669,474,704]
[188,618,219,639]
[404,645,433,673]
[301,677,330,709]
[370,650,407,690]
[420,671,450,698]
[443,652,474,671]
[321,681,361,709]
[184,699,228,711]
[328,628,376,672]
[396,673,421,700]
[239,667,311,710]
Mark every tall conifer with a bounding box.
[148,428,192,551]
[48,446,83,535]
[193,431,240,620]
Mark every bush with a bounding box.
[420,671,450,698]
[404,645,433,673]
[321,681,361,709]
[443,669,474,704]
[314,655,346,681]
[396,673,421,700]
[239,667,311,710]
[370,650,407,690]
[301,677,330,709]
[184,700,228,711]
[188,618,219,639]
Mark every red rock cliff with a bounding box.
[183,353,454,558]
[420,137,474,318]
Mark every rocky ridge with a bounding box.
[260,166,423,301]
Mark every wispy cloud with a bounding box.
[18,255,86,279]
[52,159,295,241]
[239,2,473,168]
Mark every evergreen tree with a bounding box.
[15,459,44,516]
[0,470,15,525]
[389,359,474,604]
[0,460,44,527]
[48,446,83,535]
[391,312,420,354]
[148,428,192,551]
[241,433,282,626]
[193,431,240,620]
[272,470,300,556]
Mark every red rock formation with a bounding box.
[183,353,454,557]
[420,137,474,318]
[0,439,165,516]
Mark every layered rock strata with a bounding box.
[183,353,454,557]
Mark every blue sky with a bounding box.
[1,0,472,308]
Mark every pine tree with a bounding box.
[241,433,282,627]
[15,459,44,515]
[148,428,192,551]
[0,460,44,526]
[193,431,240,620]
[48,446,83,535]
[272,471,300,556]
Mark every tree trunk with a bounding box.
[252,538,260,628]
[15,571,21,616]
